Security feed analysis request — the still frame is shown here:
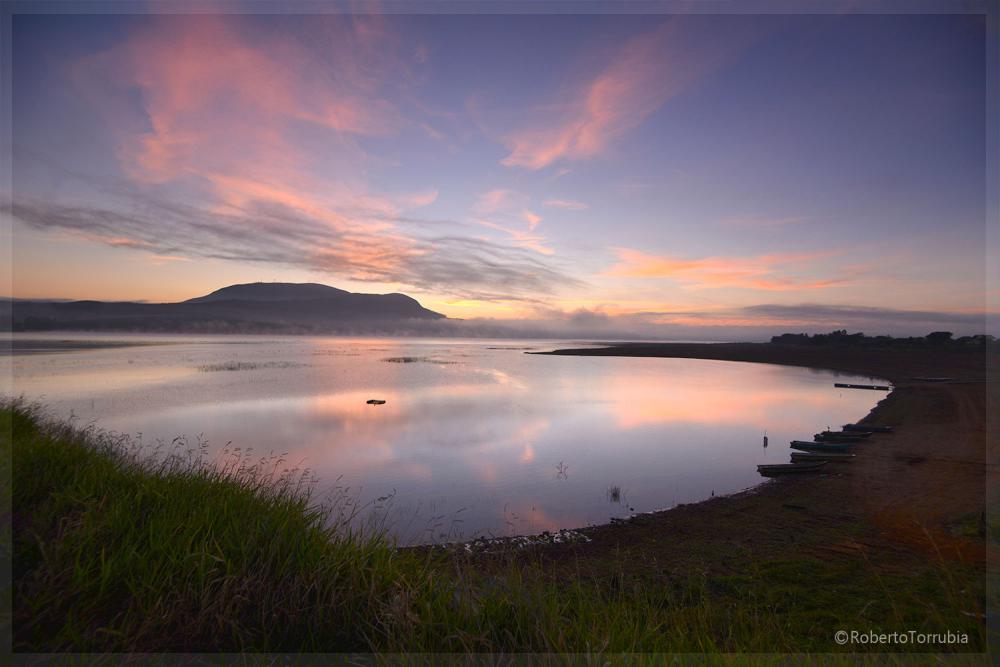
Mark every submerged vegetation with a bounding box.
[381,356,457,364]
[198,360,306,372]
[6,403,990,653]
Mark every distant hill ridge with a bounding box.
[7,282,445,333]
[185,282,351,303]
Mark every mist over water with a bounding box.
[6,334,884,545]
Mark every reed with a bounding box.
[5,402,988,654]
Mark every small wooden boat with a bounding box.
[757,461,828,476]
[366,399,387,405]
[814,432,866,442]
[818,430,871,439]
[790,440,853,453]
[790,451,856,462]
[843,423,893,433]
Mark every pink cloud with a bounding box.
[501,18,754,170]
[66,14,440,285]
[473,189,517,214]
[522,210,542,230]
[475,219,553,256]
[470,190,551,254]
[398,189,439,209]
[543,198,588,211]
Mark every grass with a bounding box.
[950,505,1000,547]
[6,402,992,654]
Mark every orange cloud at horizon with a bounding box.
[605,248,848,292]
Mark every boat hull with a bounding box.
[790,440,853,453]
[790,451,855,462]
[814,433,865,443]
[757,462,828,476]
[843,423,892,433]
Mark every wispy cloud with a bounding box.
[73,15,400,185]
[12,193,580,302]
[606,248,847,292]
[543,198,588,211]
[472,189,518,214]
[146,254,189,265]
[68,13,424,265]
[522,210,542,230]
[471,189,551,254]
[500,18,757,170]
[398,189,439,209]
[41,15,586,304]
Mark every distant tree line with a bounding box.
[770,330,998,348]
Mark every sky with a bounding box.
[3,4,994,337]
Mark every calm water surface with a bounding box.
[4,334,886,544]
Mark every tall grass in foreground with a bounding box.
[5,402,990,654]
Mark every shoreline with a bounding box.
[534,341,992,385]
[513,342,995,572]
[10,342,995,651]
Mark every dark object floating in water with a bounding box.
[757,461,827,476]
[834,383,891,390]
[790,440,852,453]
[790,451,856,463]
[382,356,456,364]
[366,399,386,405]
[843,423,893,433]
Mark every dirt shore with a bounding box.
[527,343,997,578]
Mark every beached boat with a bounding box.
[790,451,856,462]
[843,423,893,433]
[814,432,866,442]
[790,440,853,453]
[818,430,871,438]
[757,461,828,476]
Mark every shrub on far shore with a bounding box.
[770,330,997,349]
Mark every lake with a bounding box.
[3,334,886,545]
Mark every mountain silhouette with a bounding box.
[7,282,446,333]
[185,282,351,303]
